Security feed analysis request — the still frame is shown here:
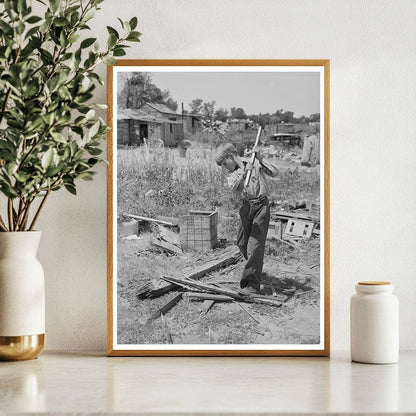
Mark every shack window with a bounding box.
[169,123,173,133]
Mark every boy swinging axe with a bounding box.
[215,126,279,295]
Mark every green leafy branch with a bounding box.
[0,0,141,231]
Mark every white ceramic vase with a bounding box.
[0,231,45,361]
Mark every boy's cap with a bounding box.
[215,143,237,165]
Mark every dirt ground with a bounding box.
[116,149,322,346]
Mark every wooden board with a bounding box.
[147,293,183,323]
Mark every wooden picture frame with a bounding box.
[107,60,330,356]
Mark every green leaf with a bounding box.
[50,131,67,143]
[50,0,60,13]
[87,147,102,156]
[107,33,117,49]
[129,17,138,30]
[64,183,77,195]
[68,33,80,44]
[5,162,18,176]
[41,148,54,169]
[17,0,26,14]
[70,11,80,26]
[54,17,69,27]
[85,109,95,120]
[88,121,100,138]
[80,37,96,49]
[113,47,126,57]
[14,171,28,183]
[26,15,42,24]
[16,21,25,35]
[77,171,95,181]
[106,26,119,39]
[0,20,13,35]
[103,56,117,65]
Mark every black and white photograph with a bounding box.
[108,61,329,355]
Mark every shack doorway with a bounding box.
[139,124,148,144]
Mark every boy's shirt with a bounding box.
[225,158,278,200]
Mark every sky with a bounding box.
[119,70,321,117]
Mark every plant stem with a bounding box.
[15,199,28,231]
[14,199,23,230]
[0,214,8,232]
[28,190,50,231]
[20,200,33,231]
[18,121,58,169]
[7,199,14,231]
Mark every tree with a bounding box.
[215,107,228,122]
[280,111,294,123]
[189,98,203,114]
[162,91,178,111]
[310,113,320,122]
[230,107,247,119]
[117,73,176,109]
[0,0,140,231]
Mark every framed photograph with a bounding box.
[107,60,330,356]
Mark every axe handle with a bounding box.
[244,126,262,188]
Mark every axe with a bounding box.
[244,126,262,188]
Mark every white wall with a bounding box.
[36,0,416,351]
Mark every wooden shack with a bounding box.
[117,108,183,147]
[228,118,249,132]
[182,114,203,135]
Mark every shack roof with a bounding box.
[117,108,182,124]
[143,102,182,116]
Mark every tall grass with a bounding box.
[117,143,319,239]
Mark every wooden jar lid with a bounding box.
[358,281,391,285]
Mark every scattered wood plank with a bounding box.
[157,225,181,247]
[137,247,242,299]
[182,248,242,281]
[146,293,183,323]
[201,300,216,315]
[161,275,282,308]
[272,210,318,222]
[163,275,242,299]
[271,236,299,249]
[160,313,173,344]
[185,292,234,302]
[283,236,302,248]
[269,281,278,297]
[125,213,176,227]
[152,237,183,255]
[278,269,316,277]
[238,303,260,324]
[137,280,176,299]
[156,215,180,226]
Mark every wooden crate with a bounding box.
[180,210,218,252]
[284,219,314,239]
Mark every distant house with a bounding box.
[228,118,250,132]
[117,108,183,147]
[276,123,294,134]
[182,113,203,135]
[140,102,204,136]
[139,102,181,121]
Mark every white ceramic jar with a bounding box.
[350,281,399,364]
